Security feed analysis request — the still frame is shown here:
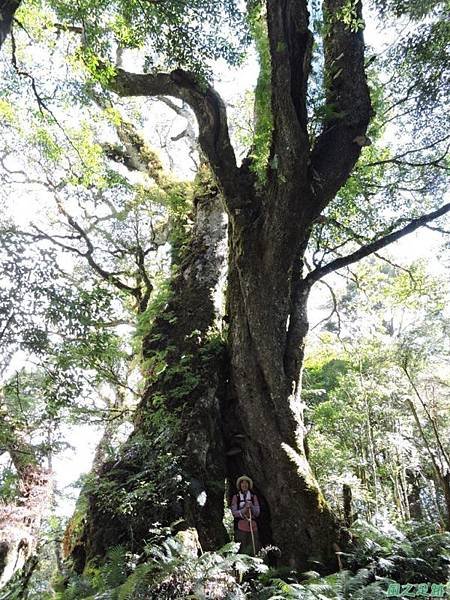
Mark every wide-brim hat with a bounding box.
[236,475,253,490]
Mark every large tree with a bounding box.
[1,0,449,574]
[97,0,449,570]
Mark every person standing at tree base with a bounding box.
[231,475,261,556]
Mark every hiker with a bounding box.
[231,475,261,555]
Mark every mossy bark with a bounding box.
[74,0,372,572]
[73,180,229,569]
[221,191,341,571]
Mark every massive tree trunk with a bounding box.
[224,2,370,565]
[138,180,229,551]
[75,0,450,568]
[225,273,339,568]
[76,0,374,572]
[71,175,230,569]
[222,182,341,568]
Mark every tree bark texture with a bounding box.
[80,0,372,572]
[71,180,229,569]
[222,196,341,569]
[0,0,20,49]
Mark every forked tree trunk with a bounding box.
[80,0,371,572]
[75,186,342,572]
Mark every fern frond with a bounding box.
[117,564,152,600]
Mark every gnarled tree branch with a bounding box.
[110,68,242,207]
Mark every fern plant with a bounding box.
[343,519,450,584]
[100,546,129,589]
[70,528,266,600]
[247,568,388,599]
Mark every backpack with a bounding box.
[232,492,256,531]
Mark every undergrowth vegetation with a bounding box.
[3,520,447,599]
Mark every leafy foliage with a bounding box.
[345,520,450,585]
[23,0,250,78]
[57,530,262,599]
[305,259,450,525]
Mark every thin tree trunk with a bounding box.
[421,472,446,529]
[389,474,401,520]
[343,484,353,528]
[406,470,423,521]
[442,473,450,530]
[404,367,450,469]
[406,397,450,529]
[399,465,410,521]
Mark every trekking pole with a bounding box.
[248,509,257,556]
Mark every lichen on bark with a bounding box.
[70,168,230,570]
